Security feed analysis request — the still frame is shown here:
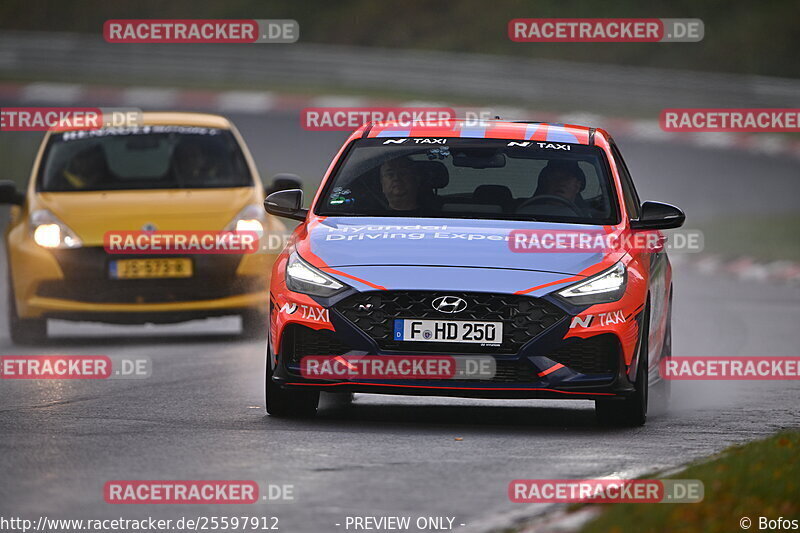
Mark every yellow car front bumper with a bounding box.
[7,229,276,322]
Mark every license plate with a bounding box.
[109,258,193,279]
[393,319,503,344]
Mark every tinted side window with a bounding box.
[610,142,641,219]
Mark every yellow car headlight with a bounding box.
[235,218,264,235]
[225,205,265,239]
[29,210,82,249]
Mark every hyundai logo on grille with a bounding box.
[431,296,468,313]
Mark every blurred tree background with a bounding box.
[0,0,796,78]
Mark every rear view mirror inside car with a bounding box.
[452,150,506,168]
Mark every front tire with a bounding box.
[651,294,673,415]
[596,303,649,427]
[8,278,47,345]
[659,313,672,403]
[265,346,319,418]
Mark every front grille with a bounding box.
[335,291,565,354]
[37,277,262,304]
[545,334,620,374]
[284,324,539,383]
[51,247,243,279]
[465,359,537,383]
[36,247,262,304]
[284,324,351,366]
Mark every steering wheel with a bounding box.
[517,194,582,215]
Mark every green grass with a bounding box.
[579,430,800,533]
[698,215,800,262]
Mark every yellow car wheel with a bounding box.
[7,276,47,345]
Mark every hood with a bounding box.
[33,188,258,245]
[304,217,622,278]
[318,264,587,296]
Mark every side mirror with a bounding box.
[630,201,685,230]
[266,173,303,196]
[0,180,24,206]
[264,189,308,221]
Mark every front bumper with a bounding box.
[277,382,632,401]
[10,244,271,321]
[272,348,633,400]
[269,289,641,400]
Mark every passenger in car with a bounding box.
[534,160,585,203]
[173,139,221,182]
[517,160,591,217]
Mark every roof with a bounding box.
[363,119,596,145]
[136,112,233,129]
[45,111,233,136]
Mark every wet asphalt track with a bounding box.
[0,110,799,532]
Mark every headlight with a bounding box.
[285,252,347,297]
[30,210,82,249]
[235,219,263,234]
[225,205,265,238]
[557,261,627,305]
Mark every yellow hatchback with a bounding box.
[0,112,291,343]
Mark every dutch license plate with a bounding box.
[109,258,193,279]
[393,319,503,344]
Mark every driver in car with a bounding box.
[379,156,422,211]
[62,144,107,190]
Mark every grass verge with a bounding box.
[578,430,799,533]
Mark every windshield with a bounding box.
[37,126,253,192]
[316,138,619,224]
